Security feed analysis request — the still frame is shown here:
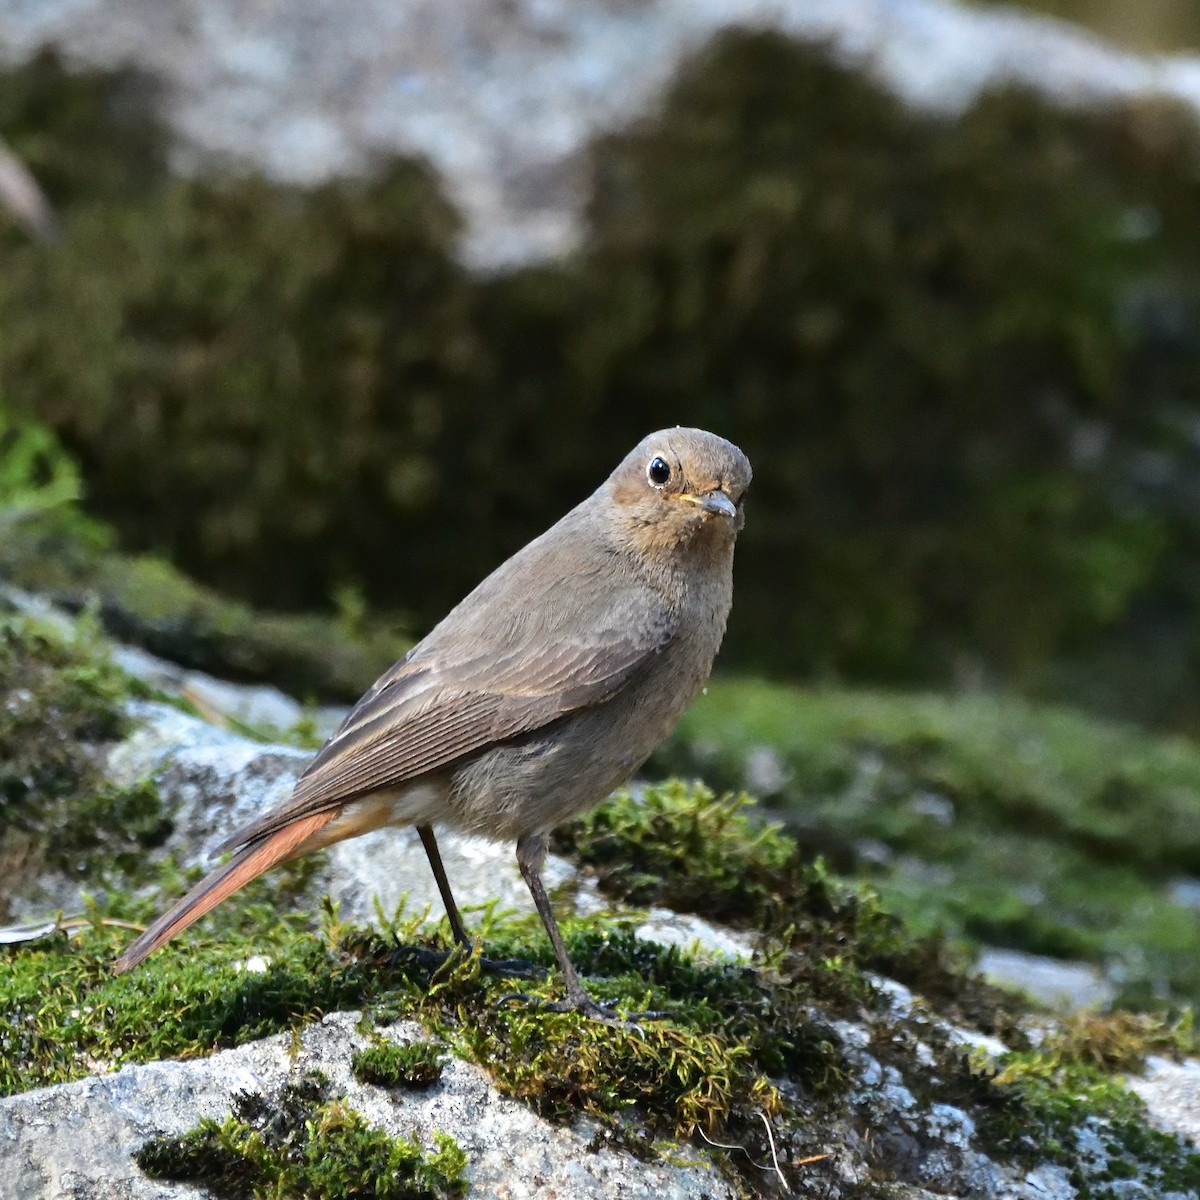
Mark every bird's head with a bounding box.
[606,428,752,556]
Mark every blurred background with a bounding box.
[4,0,1200,1011]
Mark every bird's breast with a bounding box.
[443,566,733,843]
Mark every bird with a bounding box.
[113,427,752,1019]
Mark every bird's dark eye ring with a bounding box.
[647,456,671,487]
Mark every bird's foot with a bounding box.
[477,954,546,980]
[497,986,664,1030]
[387,939,543,980]
[388,942,456,973]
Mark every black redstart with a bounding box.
[114,428,752,1019]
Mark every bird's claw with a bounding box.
[387,941,544,980]
[476,955,546,980]
[388,943,456,973]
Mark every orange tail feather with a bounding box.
[112,810,337,973]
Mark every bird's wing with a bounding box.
[215,598,675,852]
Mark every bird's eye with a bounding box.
[647,456,671,487]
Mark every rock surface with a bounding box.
[0,1012,733,1200]
[1130,1057,1200,1145]
[3,972,1194,1200]
[975,946,1116,1011]
[1,0,1199,267]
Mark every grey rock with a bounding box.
[108,701,309,855]
[1007,1165,1077,1200]
[1,0,1200,267]
[322,824,576,929]
[1130,1055,1200,1145]
[975,946,1115,1010]
[742,744,789,795]
[0,1011,734,1200]
[110,643,333,737]
[633,906,754,961]
[1,586,82,641]
[908,790,955,826]
[1167,876,1200,911]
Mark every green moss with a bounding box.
[552,781,796,922]
[554,779,1018,1035]
[0,507,412,704]
[0,893,815,1188]
[0,606,166,912]
[0,408,81,525]
[136,1070,468,1199]
[983,1053,1200,1195]
[0,48,165,212]
[0,898,329,1096]
[352,1039,446,1089]
[1038,1010,1196,1072]
[656,678,1200,1008]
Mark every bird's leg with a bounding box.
[509,832,655,1026]
[516,832,589,1001]
[406,824,542,980]
[417,824,470,947]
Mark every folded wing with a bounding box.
[215,603,676,853]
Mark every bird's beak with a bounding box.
[688,489,737,519]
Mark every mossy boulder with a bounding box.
[657,679,1200,1009]
[1,409,411,701]
[1,596,1198,1194]
[7,35,1200,721]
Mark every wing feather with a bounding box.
[214,621,671,853]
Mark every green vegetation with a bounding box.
[352,1039,446,1089]
[0,605,168,914]
[9,37,1200,721]
[136,1070,468,1200]
[0,408,81,527]
[0,896,812,1189]
[3,521,411,703]
[986,1055,1200,1195]
[656,679,1200,1008]
[4,784,1196,1194]
[0,402,409,703]
[552,780,1017,1031]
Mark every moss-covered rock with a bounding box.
[9,36,1200,720]
[351,1039,447,1090]
[657,679,1200,1008]
[0,603,169,916]
[1,398,410,703]
[136,1071,469,1200]
[2,511,411,703]
[2,848,1196,1196]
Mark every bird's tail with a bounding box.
[112,810,338,974]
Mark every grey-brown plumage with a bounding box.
[114,428,751,1017]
